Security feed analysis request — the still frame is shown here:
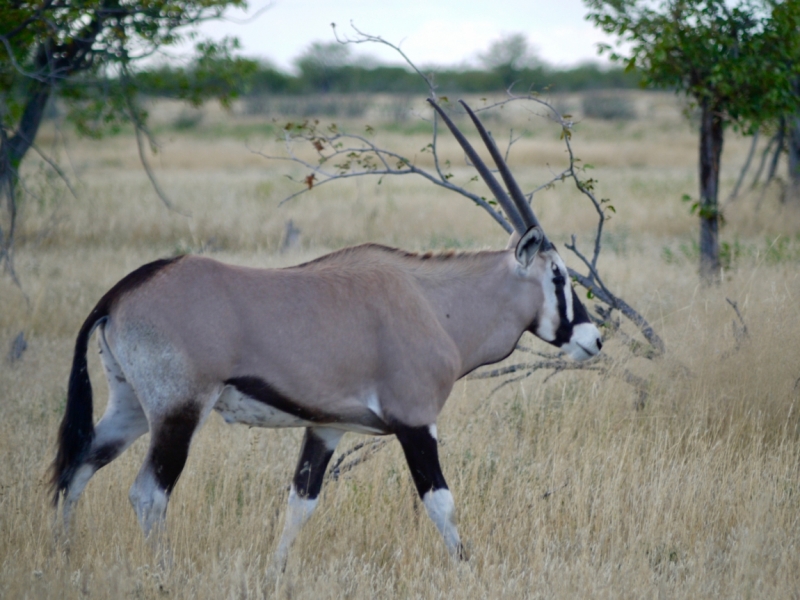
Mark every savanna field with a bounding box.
[1,91,799,598]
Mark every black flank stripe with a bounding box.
[224,376,329,423]
[225,376,390,433]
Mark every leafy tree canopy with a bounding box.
[586,0,800,128]
[1,1,252,139]
[585,0,800,282]
[478,33,540,71]
[0,1,251,273]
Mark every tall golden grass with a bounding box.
[1,92,799,598]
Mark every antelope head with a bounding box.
[428,98,602,361]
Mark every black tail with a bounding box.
[50,308,108,506]
[49,255,185,506]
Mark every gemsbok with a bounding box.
[51,99,602,570]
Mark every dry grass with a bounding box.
[2,92,800,599]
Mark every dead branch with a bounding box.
[725,129,759,205]
[121,63,190,217]
[267,25,665,403]
[725,297,749,355]
[751,131,779,189]
[542,480,569,499]
[765,118,786,187]
[327,438,389,481]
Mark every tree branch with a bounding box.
[121,64,190,217]
[724,128,758,205]
[265,25,666,402]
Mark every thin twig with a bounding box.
[752,132,778,189]
[722,297,749,357]
[542,480,568,499]
[334,23,436,94]
[327,438,389,481]
[121,63,190,217]
[26,141,78,199]
[254,129,511,231]
[724,129,758,205]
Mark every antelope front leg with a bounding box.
[395,424,464,558]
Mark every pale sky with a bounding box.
[189,0,618,72]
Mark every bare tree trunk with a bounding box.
[766,117,786,187]
[698,100,724,284]
[0,79,51,270]
[726,129,758,203]
[789,114,800,203]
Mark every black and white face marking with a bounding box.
[530,251,603,361]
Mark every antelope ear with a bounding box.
[515,226,543,267]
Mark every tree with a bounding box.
[775,2,800,199]
[586,0,800,283]
[0,0,250,278]
[478,33,540,89]
[791,108,800,197]
[295,41,353,93]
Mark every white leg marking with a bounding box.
[61,464,95,531]
[272,485,319,572]
[366,390,384,420]
[428,424,438,441]
[129,471,171,565]
[314,427,345,451]
[96,326,150,448]
[422,488,462,556]
[129,469,169,538]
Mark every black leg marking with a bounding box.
[87,441,125,470]
[395,424,465,558]
[293,429,336,499]
[150,404,200,494]
[394,425,447,499]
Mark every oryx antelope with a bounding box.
[50,99,602,569]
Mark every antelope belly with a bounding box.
[214,386,311,427]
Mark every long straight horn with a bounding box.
[427,98,527,234]
[458,100,542,232]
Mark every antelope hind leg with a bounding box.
[57,331,149,539]
[128,401,203,565]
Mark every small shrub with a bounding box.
[582,93,637,120]
[173,109,203,130]
[245,95,369,119]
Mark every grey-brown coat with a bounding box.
[50,99,603,571]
